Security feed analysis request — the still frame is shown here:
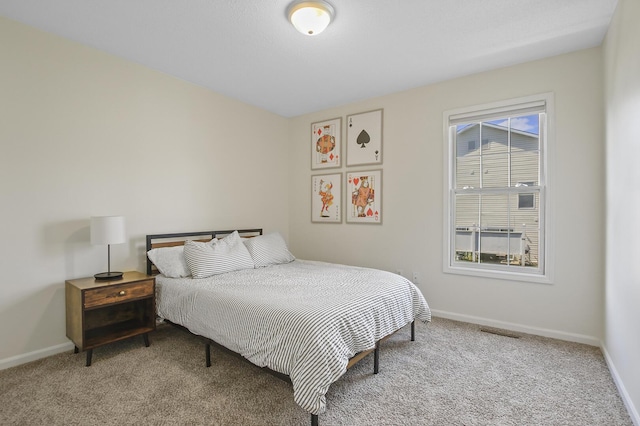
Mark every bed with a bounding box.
[146,229,431,425]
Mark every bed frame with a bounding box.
[146,228,263,275]
[146,228,416,426]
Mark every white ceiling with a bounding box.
[0,0,618,117]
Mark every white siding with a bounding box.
[455,124,540,265]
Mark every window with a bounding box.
[443,93,552,282]
[517,182,535,209]
[518,193,535,209]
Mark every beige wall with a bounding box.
[0,18,289,364]
[3,8,636,421]
[289,48,605,344]
[4,16,634,420]
[603,0,640,421]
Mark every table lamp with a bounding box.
[90,215,126,280]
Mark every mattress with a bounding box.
[155,259,431,415]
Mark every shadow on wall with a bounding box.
[0,283,67,360]
[136,237,149,275]
[45,218,138,279]
[45,217,141,279]
[0,219,144,362]
[0,220,94,361]
[42,218,93,279]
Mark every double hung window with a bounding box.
[443,93,552,282]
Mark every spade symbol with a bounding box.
[357,130,370,148]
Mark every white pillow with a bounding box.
[184,231,255,278]
[147,246,190,278]
[243,232,295,268]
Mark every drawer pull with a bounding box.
[118,290,126,296]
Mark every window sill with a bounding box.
[444,263,552,284]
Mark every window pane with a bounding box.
[456,124,480,157]
[481,153,508,188]
[511,150,539,187]
[521,227,539,267]
[478,194,511,265]
[455,193,480,229]
[481,122,508,154]
[446,96,548,279]
[510,192,539,268]
[454,194,479,263]
[480,193,510,231]
[509,192,540,267]
[456,156,480,189]
[510,114,540,149]
[510,114,540,186]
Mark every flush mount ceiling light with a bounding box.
[287,1,335,36]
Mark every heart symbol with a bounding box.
[353,178,359,186]
[367,208,373,217]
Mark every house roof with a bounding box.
[0,0,618,117]
[457,122,539,139]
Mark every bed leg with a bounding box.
[311,414,318,426]
[205,342,211,367]
[373,341,380,374]
[411,320,415,342]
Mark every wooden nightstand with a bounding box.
[65,271,156,366]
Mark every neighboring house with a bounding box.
[454,122,540,266]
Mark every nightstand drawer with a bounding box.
[84,280,154,309]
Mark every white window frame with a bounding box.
[442,93,554,284]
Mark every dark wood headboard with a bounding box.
[145,228,263,275]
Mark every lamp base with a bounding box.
[94,271,124,281]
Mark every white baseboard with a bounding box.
[601,343,640,426]
[430,309,601,346]
[0,341,74,371]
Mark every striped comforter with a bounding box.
[155,259,431,415]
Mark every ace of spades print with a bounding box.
[346,109,383,166]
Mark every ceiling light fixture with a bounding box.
[287,1,335,36]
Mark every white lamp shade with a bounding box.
[90,216,126,245]
[288,1,334,36]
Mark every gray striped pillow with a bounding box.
[243,232,295,268]
[184,231,255,278]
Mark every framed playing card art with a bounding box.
[311,173,342,223]
[346,109,383,166]
[346,170,382,224]
[311,117,341,169]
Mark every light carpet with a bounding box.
[0,317,631,425]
